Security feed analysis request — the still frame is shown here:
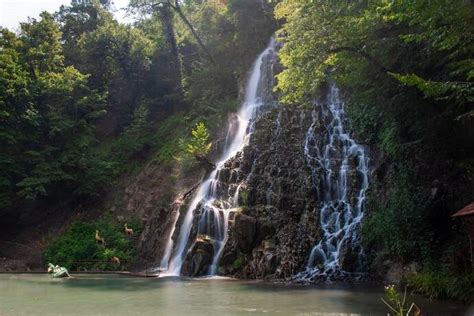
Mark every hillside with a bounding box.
[0,0,473,302]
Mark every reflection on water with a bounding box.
[0,274,467,315]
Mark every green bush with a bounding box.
[346,100,381,145]
[362,170,432,260]
[379,124,402,159]
[151,114,188,163]
[407,268,474,302]
[43,216,141,270]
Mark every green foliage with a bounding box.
[384,0,474,111]
[233,252,245,270]
[407,269,474,302]
[43,216,141,270]
[275,0,384,104]
[379,124,402,159]
[152,114,188,164]
[0,15,111,210]
[54,1,113,66]
[19,12,64,73]
[185,122,212,157]
[177,0,275,127]
[362,170,432,260]
[111,103,153,165]
[390,73,474,104]
[275,0,474,109]
[78,20,154,90]
[346,101,381,144]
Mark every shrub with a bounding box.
[407,268,474,302]
[43,216,141,270]
[362,169,432,260]
[379,124,402,159]
[185,122,212,157]
[346,101,381,145]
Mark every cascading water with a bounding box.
[302,84,369,280]
[161,38,277,276]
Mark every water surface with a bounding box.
[0,274,467,315]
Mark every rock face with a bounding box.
[103,161,205,267]
[103,165,178,264]
[212,107,321,279]
[177,88,368,280]
[233,213,256,253]
[141,41,367,280]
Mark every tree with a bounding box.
[78,20,154,134]
[186,122,212,158]
[383,1,474,119]
[0,13,110,214]
[0,29,32,210]
[129,0,215,62]
[19,12,64,75]
[54,0,113,66]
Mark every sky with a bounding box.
[0,0,133,31]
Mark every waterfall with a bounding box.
[302,84,369,280]
[161,38,277,276]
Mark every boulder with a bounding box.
[184,238,214,276]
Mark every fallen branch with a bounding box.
[182,182,200,200]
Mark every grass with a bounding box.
[406,268,474,302]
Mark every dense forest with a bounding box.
[1,0,473,302]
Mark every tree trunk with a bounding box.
[170,1,215,63]
[158,4,182,94]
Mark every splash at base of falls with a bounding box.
[296,84,369,282]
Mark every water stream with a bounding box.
[302,84,369,279]
[161,38,277,276]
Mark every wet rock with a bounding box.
[234,214,257,253]
[183,237,214,276]
[339,242,362,272]
[217,107,322,277]
[255,219,275,244]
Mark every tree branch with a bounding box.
[328,46,389,74]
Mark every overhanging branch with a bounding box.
[328,46,389,74]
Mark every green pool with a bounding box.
[0,274,468,315]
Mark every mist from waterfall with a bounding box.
[302,84,369,280]
[160,38,277,276]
